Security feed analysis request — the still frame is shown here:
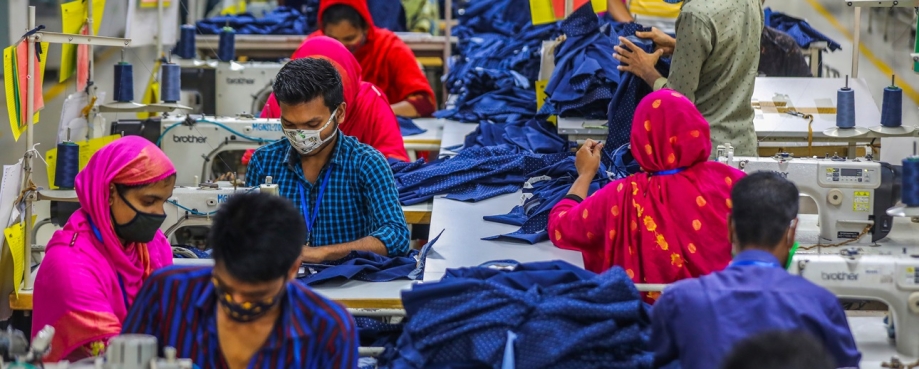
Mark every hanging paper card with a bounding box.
[60,0,106,83]
[140,0,171,8]
[5,216,37,296]
[4,46,20,139]
[16,41,49,128]
[532,0,607,24]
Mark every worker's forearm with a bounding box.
[324,236,389,260]
[566,175,594,200]
[391,101,420,118]
[607,0,634,22]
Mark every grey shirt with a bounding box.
[653,0,764,157]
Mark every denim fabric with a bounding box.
[398,116,427,136]
[765,7,841,51]
[435,69,537,124]
[377,260,654,369]
[196,6,311,35]
[460,119,569,154]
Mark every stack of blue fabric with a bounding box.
[378,260,654,368]
[196,6,312,35]
[765,7,841,51]
[539,4,620,119]
[459,119,570,154]
[435,68,537,124]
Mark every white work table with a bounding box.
[402,118,447,154]
[850,314,917,367]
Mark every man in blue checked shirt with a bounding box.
[650,172,860,369]
[244,57,410,263]
[122,192,358,368]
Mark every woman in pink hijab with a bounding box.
[33,136,176,362]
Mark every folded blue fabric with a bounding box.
[765,7,841,51]
[196,6,310,35]
[398,116,427,136]
[435,69,537,124]
[459,119,569,154]
[378,260,653,369]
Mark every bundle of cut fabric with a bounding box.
[457,119,570,154]
[196,6,311,35]
[538,4,621,119]
[764,7,841,51]
[377,260,654,368]
[435,68,538,123]
[445,25,559,93]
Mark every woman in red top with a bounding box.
[548,89,744,301]
[261,36,408,161]
[306,0,436,118]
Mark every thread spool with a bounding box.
[175,24,196,59]
[260,175,279,196]
[217,27,236,62]
[836,79,856,129]
[113,62,135,102]
[160,63,182,103]
[54,142,80,189]
[881,76,903,128]
[903,156,919,207]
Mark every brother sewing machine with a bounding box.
[177,61,284,117]
[162,184,259,252]
[158,115,284,186]
[726,153,901,245]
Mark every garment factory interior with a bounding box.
[1,0,919,368]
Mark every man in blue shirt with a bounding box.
[122,192,358,368]
[245,57,410,262]
[650,172,861,369]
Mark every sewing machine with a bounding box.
[791,252,919,358]
[158,115,283,186]
[162,184,259,251]
[177,60,284,117]
[727,154,901,245]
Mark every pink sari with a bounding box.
[32,136,175,361]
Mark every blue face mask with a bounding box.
[212,278,285,322]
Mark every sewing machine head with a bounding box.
[159,115,284,186]
[791,252,919,358]
[726,154,900,245]
[161,184,259,254]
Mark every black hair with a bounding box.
[719,331,836,369]
[114,173,177,193]
[730,172,799,249]
[272,58,344,113]
[322,4,368,30]
[209,192,306,283]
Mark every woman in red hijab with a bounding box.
[548,89,745,302]
[261,36,408,161]
[306,0,436,118]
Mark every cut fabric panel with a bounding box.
[196,6,311,35]
[398,116,427,136]
[764,7,841,51]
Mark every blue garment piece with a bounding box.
[539,4,620,119]
[765,7,841,51]
[651,250,861,369]
[435,68,537,124]
[378,260,654,369]
[196,7,310,35]
[483,205,526,226]
[605,24,672,151]
[398,116,427,136]
[459,120,569,154]
[356,316,404,348]
[367,0,407,32]
[172,246,212,259]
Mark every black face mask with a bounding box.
[112,189,166,243]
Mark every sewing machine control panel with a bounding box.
[816,163,880,188]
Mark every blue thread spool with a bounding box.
[881,75,903,128]
[903,156,919,207]
[160,63,182,103]
[175,24,196,59]
[54,142,80,189]
[113,62,135,102]
[836,86,856,129]
[217,26,236,62]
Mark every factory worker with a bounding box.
[32,136,176,362]
[606,0,681,34]
[261,36,409,162]
[307,0,437,118]
[650,172,861,369]
[549,90,743,302]
[614,0,764,158]
[245,58,410,263]
[122,192,357,368]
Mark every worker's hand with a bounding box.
[300,245,330,264]
[575,139,605,178]
[635,27,676,56]
[614,37,665,88]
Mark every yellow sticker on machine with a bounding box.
[853,191,871,212]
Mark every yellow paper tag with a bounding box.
[5,216,38,297]
[530,0,557,25]
[60,0,106,83]
[46,134,121,189]
[4,46,18,139]
[140,0,172,8]
[138,59,163,119]
[535,80,557,125]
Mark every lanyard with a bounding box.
[87,218,131,309]
[730,260,781,269]
[299,165,334,245]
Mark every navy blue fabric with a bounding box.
[539,4,620,119]
[435,68,537,124]
[460,120,569,154]
[398,116,427,136]
[605,24,672,152]
[446,25,559,93]
[765,7,841,51]
[172,246,212,259]
[378,260,654,369]
[196,6,310,35]
[367,0,407,32]
[356,316,405,348]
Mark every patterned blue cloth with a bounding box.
[245,133,410,256]
[435,68,537,124]
[765,7,841,51]
[196,6,310,35]
[378,260,654,368]
[539,4,620,119]
[298,231,442,285]
[446,25,559,93]
[367,0,407,32]
[398,116,427,136]
[459,119,569,154]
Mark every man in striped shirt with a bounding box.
[122,192,358,369]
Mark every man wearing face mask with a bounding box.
[122,192,358,368]
[245,57,410,263]
[649,172,861,369]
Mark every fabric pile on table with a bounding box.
[196,6,312,35]
[434,68,538,124]
[765,7,841,51]
[457,119,570,154]
[377,260,654,369]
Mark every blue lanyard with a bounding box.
[730,260,782,269]
[87,218,131,309]
[649,167,687,176]
[299,165,334,245]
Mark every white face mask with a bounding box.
[284,107,338,155]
